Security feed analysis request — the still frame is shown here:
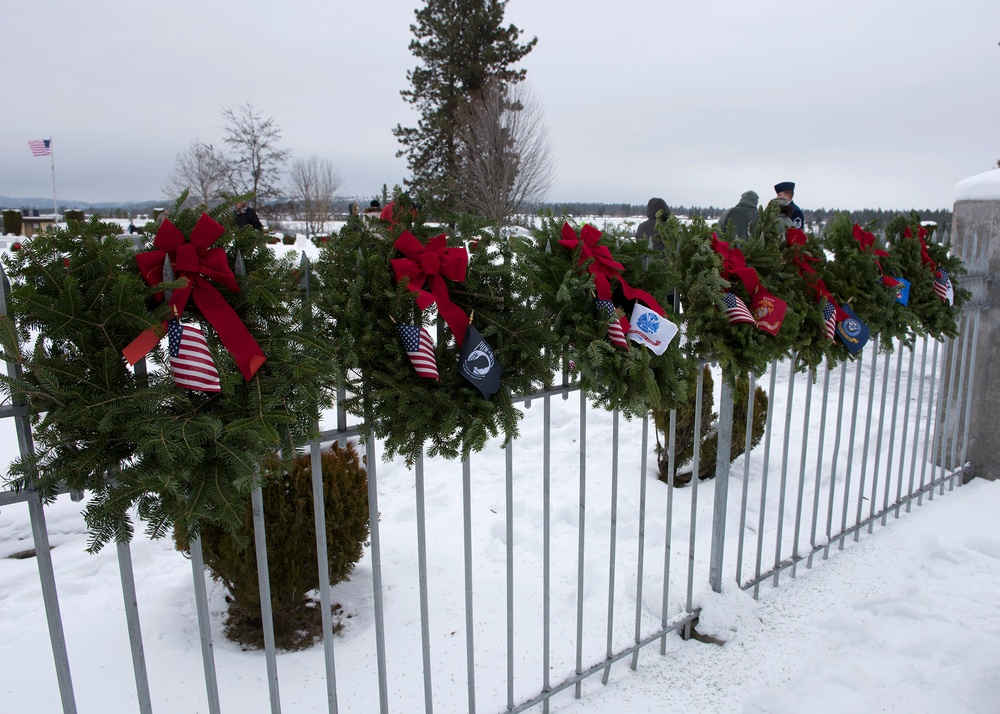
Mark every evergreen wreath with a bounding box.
[822,213,918,349]
[312,193,554,466]
[516,216,692,419]
[0,196,336,551]
[882,212,970,339]
[655,209,801,385]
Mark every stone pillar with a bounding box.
[947,169,1000,480]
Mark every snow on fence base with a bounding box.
[0,261,986,714]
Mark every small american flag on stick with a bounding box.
[822,301,837,342]
[167,319,221,392]
[933,269,953,304]
[595,299,630,350]
[723,291,755,325]
[397,322,439,380]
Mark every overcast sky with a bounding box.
[4,0,999,211]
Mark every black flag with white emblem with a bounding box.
[458,324,503,399]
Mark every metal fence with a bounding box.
[0,234,987,714]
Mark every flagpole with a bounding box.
[49,137,58,221]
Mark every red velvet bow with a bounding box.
[135,214,266,381]
[558,222,665,315]
[786,228,848,321]
[711,234,787,335]
[853,224,900,288]
[903,225,937,271]
[391,231,470,346]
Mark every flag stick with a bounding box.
[49,137,58,220]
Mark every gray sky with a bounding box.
[4,0,999,210]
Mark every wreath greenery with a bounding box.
[515,215,692,418]
[655,207,802,385]
[0,197,335,551]
[822,213,918,350]
[882,212,970,339]
[311,194,554,466]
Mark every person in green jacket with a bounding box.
[717,190,759,240]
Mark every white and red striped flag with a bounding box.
[933,269,954,305]
[28,139,51,156]
[595,299,630,350]
[167,319,221,392]
[822,300,837,342]
[723,291,755,325]
[397,322,439,380]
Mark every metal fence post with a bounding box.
[709,378,734,593]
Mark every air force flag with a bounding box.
[626,304,678,355]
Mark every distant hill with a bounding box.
[0,196,163,212]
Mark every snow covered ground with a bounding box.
[1,221,999,713]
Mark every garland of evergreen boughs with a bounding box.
[311,194,554,466]
[655,208,802,384]
[0,197,336,551]
[822,213,918,349]
[515,216,692,418]
[882,213,970,338]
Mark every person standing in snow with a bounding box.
[717,190,760,240]
[773,181,804,229]
[234,201,264,232]
[636,197,671,252]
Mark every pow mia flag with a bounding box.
[458,324,503,399]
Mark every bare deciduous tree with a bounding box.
[455,80,555,235]
[221,102,290,211]
[287,155,343,239]
[164,140,230,207]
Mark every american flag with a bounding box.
[822,300,837,342]
[933,269,952,304]
[28,139,51,157]
[723,291,755,325]
[595,299,630,350]
[397,322,439,380]
[167,319,221,392]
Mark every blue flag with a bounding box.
[893,277,910,306]
[835,304,870,354]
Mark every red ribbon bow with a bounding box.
[786,228,848,321]
[391,231,470,346]
[711,233,787,335]
[853,224,900,288]
[558,222,665,316]
[135,213,267,381]
[903,225,937,270]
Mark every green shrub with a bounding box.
[655,367,768,486]
[2,210,22,236]
[63,209,86,223]
[177,443,370,650]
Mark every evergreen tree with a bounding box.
[393,0,537,218]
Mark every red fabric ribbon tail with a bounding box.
[191,277,267,380]
[618,281,665,316]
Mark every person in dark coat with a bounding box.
[717,190,759,240]
[636,197,671,251]
[773,182,804,229]
[235,201,264,231]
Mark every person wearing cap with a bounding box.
[773,181,804,230]
[234,201,264,231]
[717,190,759,240]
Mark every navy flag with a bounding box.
[835,303,870,354]
[458,324,503,399]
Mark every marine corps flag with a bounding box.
[458,324,503,399]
